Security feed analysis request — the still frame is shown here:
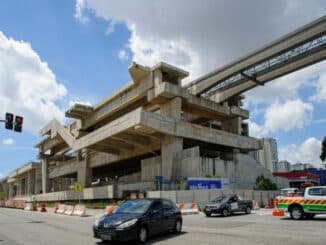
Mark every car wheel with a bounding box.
[245,206,251,214]
[138,226,148,243]
[174,219,182,233]
[222,208,229,217]
[290,206,303,220]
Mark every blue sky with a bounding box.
[0,0,325,177]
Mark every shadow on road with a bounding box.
[96,231,187,244]
[280,217,326,222]
[205,213,251,218]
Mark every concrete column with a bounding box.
[77,150,93,188]
[160,97,183,185]
[223,117,242,134]
[8,184,14,199]
[41,159,50,193]
[160,97,182,120]
[27,170,35,195]
[161,136,183,181]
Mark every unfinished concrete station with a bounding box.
[6,16,326,199]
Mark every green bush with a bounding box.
[254,174,278,190]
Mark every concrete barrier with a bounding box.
[73,205,86,217]
[64,205,74,215]
[56,204,66,214]
[178,203,199,215]
[24,202,34,211]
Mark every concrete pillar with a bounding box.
[161,136,183,181]
[27,170,35,195]
[223,117,241,134]
[160,97,182,120]
[8,184,14,199]
[41,159,50,193]
[160,97,183,185]
[77,150,93,188]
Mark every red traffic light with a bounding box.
[14,115,23,133]
[5,112,14,130]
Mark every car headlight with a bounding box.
[117,218,138,229]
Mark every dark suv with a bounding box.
[204,194,253,217]
[93,198,182,243]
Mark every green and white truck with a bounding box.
[277,186,326,220]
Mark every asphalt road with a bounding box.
[0,208,325,245]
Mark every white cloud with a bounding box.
[310,67,326,102]
[279,137,322,166]
[264,99,313,132]
[0,31,67,134]
[74,0,89,23]
[118,49,129,61]
[0,172,4,178]
[75,0,325,83]
[247,99,314,137]
[247,120,266,138]
[2,138,15,145]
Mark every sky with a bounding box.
[0,0,325,177]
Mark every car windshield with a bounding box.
[281,189,297,195]
[114,200,152,214]
[211,196,229,203]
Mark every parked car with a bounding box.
[277,186,326,220]
[204,194,253,217]
[93,198,182,243]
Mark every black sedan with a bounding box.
[93,198,182,243]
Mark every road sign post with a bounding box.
[74,182,83,204]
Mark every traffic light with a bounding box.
[14,115,23,133]
[5,113,14,130]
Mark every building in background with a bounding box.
[252,138,278,172]
[277,160,291,172]
[290,163,314,171]
[7,162,42,198]
[273,171,320,188]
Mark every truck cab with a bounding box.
[277,186,326,220]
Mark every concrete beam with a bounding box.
[148,82,249,119]
[187,16,326,95]
[139,110,261,150]
[65,103,93,119]
[211,49,326,102]
[81,78,153,130]
[73,108,143,151]
[113,131,151,146]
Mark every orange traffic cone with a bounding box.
[40,202,47,212]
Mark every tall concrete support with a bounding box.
[77,150,93,188]
[223,116,242,134]
[160,97,183,183]
[27,170,35,195]
[41,159,50,193]
[8,184,14,199]
[161,136,183,182]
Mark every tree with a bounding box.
[254,174,278,190]
[320,137,326,162]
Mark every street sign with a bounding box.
[74,182,83,193]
